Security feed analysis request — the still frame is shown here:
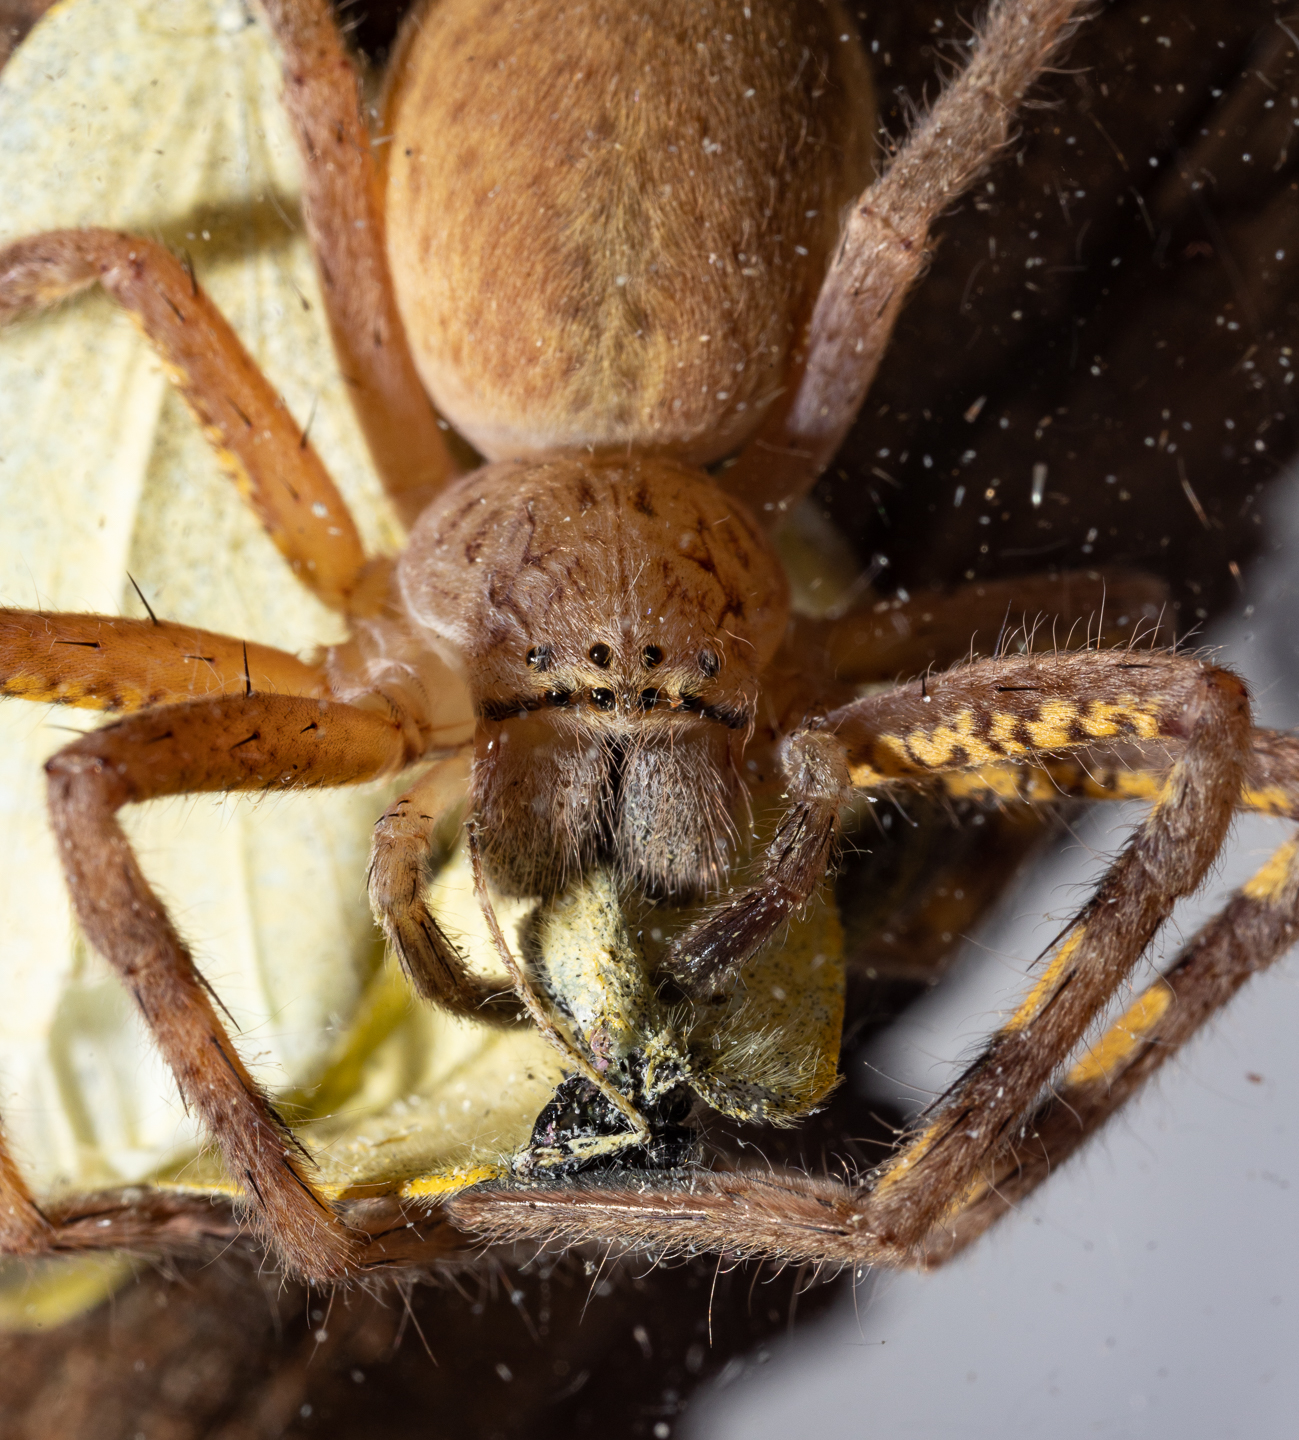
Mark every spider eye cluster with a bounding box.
[528,641,720,679]
[513,638,734,723]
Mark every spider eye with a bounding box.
[698,649,720,677]
[527,645,552,671]
[642,645,664,669]
[590,688,616,711]
[589,643,612,668]
[544,688,571,707]
[639,688,659,709]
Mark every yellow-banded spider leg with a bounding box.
[925,831,1299,1264]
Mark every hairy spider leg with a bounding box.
[0,600,488,1273]
[0,1170,479,1272]
[0,1124,50,1254]
[256,0,462,524]
[0,230,374,615]
[36,693,416,1279]
[447,790,1295,1274]
[368,753,523,1023]
[813,569,1170,687]
[0,611,328,712]
[723,0,1092,518]
[927,829,1299,1262]
[831,654,1252,1253]
[448,732,1299,1269]
[940,728,1299,821]
[660,651,1249,1245]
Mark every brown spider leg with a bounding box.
[0,230,372,615]
[452,709,1294,1270]
[40,693,416,1280]
[660,652,1252,1251]
[724,0,1091,517]
[840,669,1252,1258]
[255,0,461,525]
[925,830,1299,1266]
[368,755,523,1023]
[0,610,327,713]
[806,568,1170,686]
[0,1125,52,1253]
[0,1185,478,1270]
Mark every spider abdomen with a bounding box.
[382,0,874,465]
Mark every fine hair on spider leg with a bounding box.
[3,0,1294,1290]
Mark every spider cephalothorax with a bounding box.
[400,456,787,898]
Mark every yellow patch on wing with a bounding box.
[400,1162,510,1198]
[0,1256,136,1333]
[1065,984,1172,1087]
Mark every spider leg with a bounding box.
[0,1181,479,1270]
[454,825,1297,1270]
[669,648,1250,997]
[725,0,1092,515]
[0,609,326,712]
[831,655,1252,1256]
[924,830,1299,1265]
[0,1124,51,1253]
[941,726,1299,819]
[807,568,1169,686]
[37,692,417,1280]
[368,755,523,1024]
[254,0,462,524]
[451,663,1298,1269]
[0,230,375,615]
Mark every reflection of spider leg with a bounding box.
[725,0,1091,513]
[927,829,1299,1263]
[255,0,460,524]
[31,692,415,1279]
[0,229,370,613]
[369,755,522,1023]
